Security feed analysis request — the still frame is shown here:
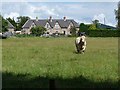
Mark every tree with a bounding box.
[92,19,99,24]
[7,17,16,30]
[88,24,97,30]
[70,26,77,36]
[16,16,30,31]
[79,23,88,32]
[92,19,99,28]
[30,26,46,36]
[0,15,8,32]
[115,1,120,29]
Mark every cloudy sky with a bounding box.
[1,1,118,26]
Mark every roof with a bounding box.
[7,20,15,29]
[22,19,79,28]
[98,23,117,30]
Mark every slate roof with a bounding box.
[22,19,79,28]
[97,23,117,30]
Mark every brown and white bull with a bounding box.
[75,35,86,54]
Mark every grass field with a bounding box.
[2,37,119,89]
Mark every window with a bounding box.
[47,24,49,28]
[55,23,60,30]
[32,23,35,27]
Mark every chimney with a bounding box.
[63,16,66,21]
[36,17,38,21]
[49,16,52,22]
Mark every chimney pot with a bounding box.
[49,16,52,22]
[36,17,38,21]
[63,16,66,21]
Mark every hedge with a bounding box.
[15,34,34,38]
[85,30,120,37]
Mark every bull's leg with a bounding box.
[81,46,86,54]
[75,43,80,53]
[77,45,80,53]
[80,50,84,54]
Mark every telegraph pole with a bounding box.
[104,17,105,25]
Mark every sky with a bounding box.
[1,1,119,27]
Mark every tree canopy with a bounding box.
[92,19,99,29]
[0,15,8,33]
[30,26,47,36]
[70,26,77,36]
[16,16,30,31]
[6,16,30,31]
[88,24,97,30]
[7,17,16,30]
[79,23,88,32]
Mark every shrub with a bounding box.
[15,34,34,38]
[30,26,47,36]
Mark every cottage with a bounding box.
[22,16,79,35]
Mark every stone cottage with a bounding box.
[22,16,79,35]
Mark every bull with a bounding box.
[75,35,86,54]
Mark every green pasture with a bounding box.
[2,37,119,88]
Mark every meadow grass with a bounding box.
[2,37,119,88]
